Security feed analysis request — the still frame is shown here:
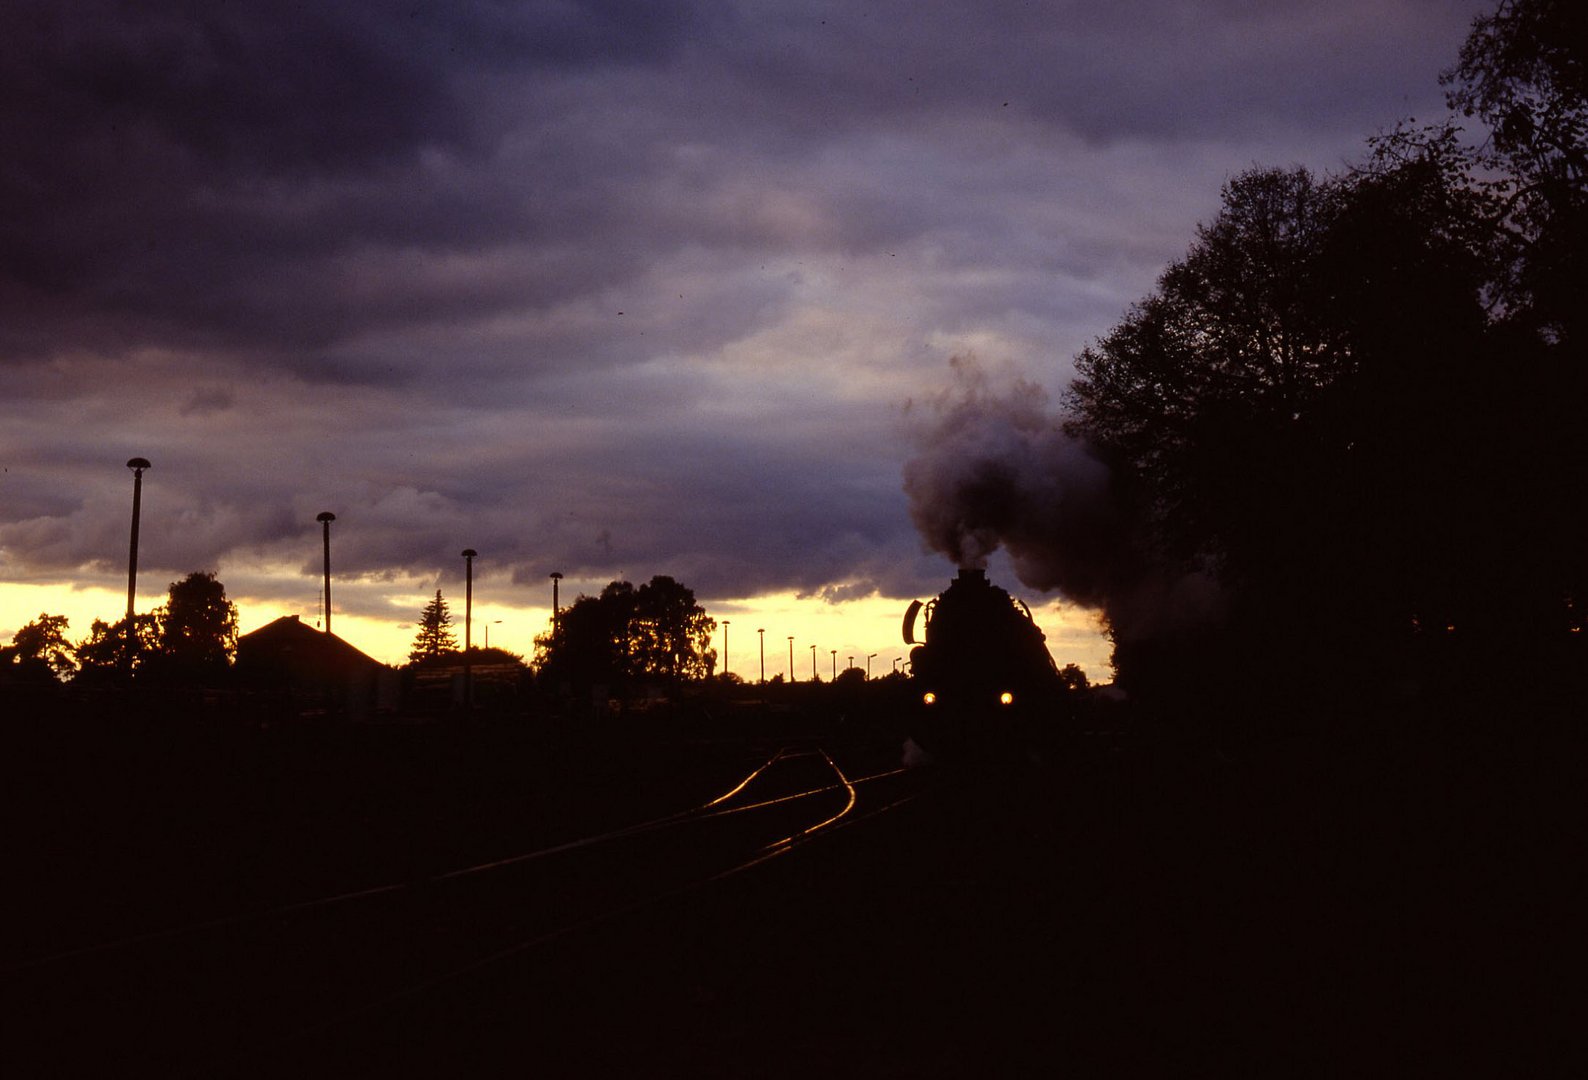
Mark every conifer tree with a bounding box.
[409,590,457,661]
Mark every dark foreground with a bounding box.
[3,706,1583,1076]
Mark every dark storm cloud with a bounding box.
[2,0,1472,360]
[0,0,714,360]
[1,0,1481,613]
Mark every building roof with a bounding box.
[236,615,386,681]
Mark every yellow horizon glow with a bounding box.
[1,575,1114,684]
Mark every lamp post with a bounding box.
[757,628,765,683]
[462,549,477,710]
[830,650,836,681]
[549,572,563,642]
[848,655,854,676]
[810,644,816,681]
[125,458,151,667]
[788,636,795,683]
[867,653,877,679]
[315,511,335,633]
[722,620,730,679]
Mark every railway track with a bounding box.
[3,741,936,1074]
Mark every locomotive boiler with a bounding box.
[903,567,1064,759]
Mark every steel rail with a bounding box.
[274,747,934,1049]
[3,749,915,975]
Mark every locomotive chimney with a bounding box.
[956,567,987,586]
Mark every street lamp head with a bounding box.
[127,457,151,471]
[550,571,563,580]
[461,548,478,558]
[316,511,335,523]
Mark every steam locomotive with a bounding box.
[903,567,1065,760]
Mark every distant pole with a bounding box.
[125,457,151,666]
[830,650,836,681]
[788,637,795,682]
[757,628,765,683]
[867,653,877,679]
[810,644,816,680]
[316,512,336,633]
[462,549,477,709]
[722,620,730,678]
[486,620,501,649]
[550,572,563,641]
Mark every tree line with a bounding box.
[1061,0,1584,700]
[4,571,720,699]
[2,572,238,687]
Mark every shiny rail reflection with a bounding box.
[6,746,912,975]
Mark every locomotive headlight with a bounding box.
[999,691,1014,706]
[922,692,937,706]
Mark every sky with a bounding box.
[1,0,1484,679]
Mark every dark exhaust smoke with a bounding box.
[902,358,1222,644]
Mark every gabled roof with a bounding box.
[237,615,386,678]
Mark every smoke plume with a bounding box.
[902,357,1222,643]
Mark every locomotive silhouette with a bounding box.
[903,567,1065,758]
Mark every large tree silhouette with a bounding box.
[535,576,717,690]
[149,572,239,684]
[1064,138,1551,696]
[628,575,717,681]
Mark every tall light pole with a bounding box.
[867,653,877,679]
[788,636,795,683]
[462,549,477,710]
[810,644,816,681]
[757,627,765,683]
[316,511,335,633]
[125,457,151,667]
[722,620,730,679]
[549,572,563,643]
[461,550,478,652]
[830,650,836,681]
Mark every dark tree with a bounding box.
[1069,167,1345,568]
[151,572,239,683]
[2,613,75,682]
[409,590,458,662]
[1067,153,1511,695]
[1057,663,1090,692]
[1056,0,1586,704]
[534,576,717,690]
[629,575,716,682]
[74,615,160,681]
[1436,0,1587,654]
[1444,0,1587,340]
